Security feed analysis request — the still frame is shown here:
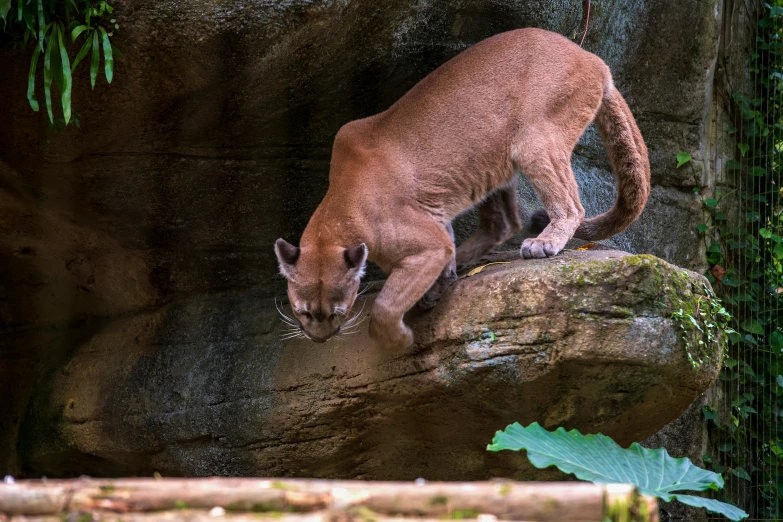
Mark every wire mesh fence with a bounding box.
[704,1,782,520]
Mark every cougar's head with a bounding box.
[274,238,368,343]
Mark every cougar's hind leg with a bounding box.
[517,140,584,259]
[454,179,522,268]
[418,222,458,310]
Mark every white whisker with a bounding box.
[275,297,300,328]
[343,314,368,330]
[342,300,367,329]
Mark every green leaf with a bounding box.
[704,198,719,208]
[71,36,92,72]
[27,44,41,112]
[43,23,55,123]
[90,30,99,89]
[771,332,783,352]
[726,159,742,171]
[50,33,63,92]
[98,25,112,83]
[702,405,718,422]
[731,467,751,481]
[741,319,764,335]
[770,5,783,16]
[777,375,783,387]
[0,0,11,21]
[71,24,88,42]
[37,0,44,51]
[738,143,749,156]
[697,224,709,233]
[56,23,72,124]
[760,228,772,239]
[487,422,747,520]
[673,495,749,521]
[676,152,692,168]
[23,4,34,33]
[774,243,783,260]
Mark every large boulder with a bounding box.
[19,250,722,479]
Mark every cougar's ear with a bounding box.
[274,238,300,279]
[344,243,368,279]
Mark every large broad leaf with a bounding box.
[488,422,748,521]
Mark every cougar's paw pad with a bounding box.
[520,237,562,259]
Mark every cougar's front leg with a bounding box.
[418,222,457,310]
[370,236,454,352]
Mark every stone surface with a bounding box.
[18,250,721,479]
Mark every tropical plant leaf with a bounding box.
[676,152,692,168]
[36,0,44,51]
[57,23,72,124]
[98,25,113,83]
[71,24,88,42]
[23,3,34,33]
[488,422,748,521]
[27,44,41,111]
[43,23,55,122]
[0,0,11,22]
[674,495,749,522]
[90,30,99,89]
[50,27,63,92]
[71,36,92,72]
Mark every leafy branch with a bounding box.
[1,0,120,125]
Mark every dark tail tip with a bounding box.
[528,209,550,235]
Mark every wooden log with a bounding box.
[0,479,658,522]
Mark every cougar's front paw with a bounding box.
[369,316,414,352]
[520,237,563,259]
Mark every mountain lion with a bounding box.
[275,28,650,352]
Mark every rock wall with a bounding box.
[1,0,732,482]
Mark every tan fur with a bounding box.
[275,28,650,352]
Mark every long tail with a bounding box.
[576,83,650,240]
[529,83,651,240]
